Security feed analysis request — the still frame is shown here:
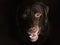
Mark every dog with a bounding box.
[16,2,50,45]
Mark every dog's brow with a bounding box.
[31,5,43,14]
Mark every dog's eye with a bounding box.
[35,13,42,18]
[22,14,27,19]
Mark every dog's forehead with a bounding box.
[24,6,43,14]
[23,4,44,17]
[31,4,44,13]
[30,5,43,12]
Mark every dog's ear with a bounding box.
[44,5,49,25]
[39,2,49,25]
[39,2,49,15]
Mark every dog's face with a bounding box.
[19,2,49,42]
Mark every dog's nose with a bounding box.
[28,27,37,33]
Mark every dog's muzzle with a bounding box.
[27,26,41,42]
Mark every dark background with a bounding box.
[0,0,59,45]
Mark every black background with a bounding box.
[0,0,59,45]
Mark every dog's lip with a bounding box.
[28,33,38,39]
[28,34,38,42]
[29,35,37,39]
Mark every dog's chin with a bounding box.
[30,38,38,42]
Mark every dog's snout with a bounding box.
[28,26,40,33]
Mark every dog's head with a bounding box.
[18,2,49,42]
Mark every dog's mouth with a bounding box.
[28,33,39,42]
[27,26,41,42]
[23,26,41,42]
